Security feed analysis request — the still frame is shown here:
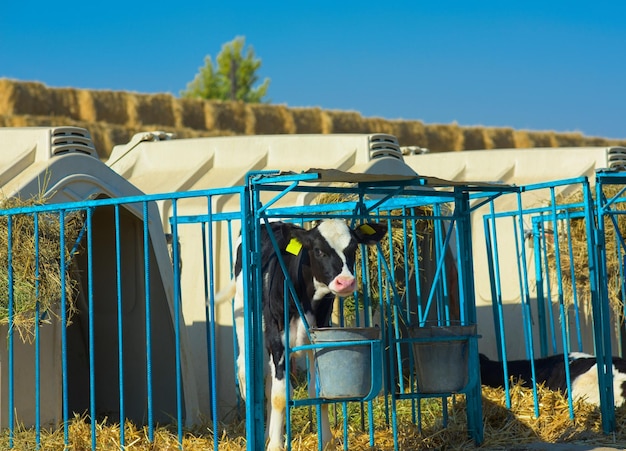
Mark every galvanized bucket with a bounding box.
[409,324,477,394]
[310,327,381,400]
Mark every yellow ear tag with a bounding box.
[286,237,303,256]
[358,224,377,236]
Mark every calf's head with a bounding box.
[290,219,387,296]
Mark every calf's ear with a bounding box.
[289,226,312,248]
[353,222,387,245]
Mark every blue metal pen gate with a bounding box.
[173,170,512,450]
[0,188,250,450]
[481,176,616,432]
[230,170,518,450]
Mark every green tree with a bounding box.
[181,36,270,103]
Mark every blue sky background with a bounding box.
[2,1,625,138]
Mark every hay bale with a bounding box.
[527,131,558,147]
[486,127,517,149]
[1,81,82,119]
[514,130,533,148]
[0,78,17,115]
[554,132,585,147]
[13,114,74,127]
[0,80,48,115]
[76,89,96,122]
[205,101,250,134]
[48,88,82,120]
[0,195,83,342]
[248,103,295,134]
[580,136,611,147]
[291,107,326,134]
[97,124,134,158]
[177,97,207,130]
[133,93,176,127]
[362,117,396,135]
[424,123,463,152]
[87,90,133,125]
[3,114,29,127]
[83,123,112,160]
[392,120,427,148]
[462,126,492,150]
[326,110,367,133]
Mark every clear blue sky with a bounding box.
[2,1,625,139]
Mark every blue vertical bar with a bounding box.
[169,200,184,446]
[411,217,423,326]
[432,206,450,323]
[453,214,466,326]
[7,214,14,448]
[531,220,548,357]
[593,175,616,433]
[486,206,508,368]
[483,214,505,363]
[203,196,220,450]
[515,192,540,418]
[86,208,97,449]
[564,211,583,351]
[201,222,211,410]
[548,190,575,418]
[59,210,69,447]
[455,189,483,444]
[539,215,558,354]
[512,218,532,357]
[225,220,242,410]
[34,213,41,449]
[241,186,256,450]
[114,205,125,446]
[243,180,265,451]
[143,201,154,441]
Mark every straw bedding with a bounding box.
[3,383,625,450]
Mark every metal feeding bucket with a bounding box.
[409,324,477,394]
[310,327,382,400]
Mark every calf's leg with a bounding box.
[267,353,287,451]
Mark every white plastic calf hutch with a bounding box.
[0,127,199,429]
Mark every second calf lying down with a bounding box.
[479,352,626,407]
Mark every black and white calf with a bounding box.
[480,352,626,406]
[223,219,387,451]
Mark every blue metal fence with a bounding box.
[233,170,518,450]
[481,175,618,432]
[6,168,626,449]
[0,188,243,449]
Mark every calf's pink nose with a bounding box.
[334,276,356,294]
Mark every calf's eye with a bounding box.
[314,248,326,258]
